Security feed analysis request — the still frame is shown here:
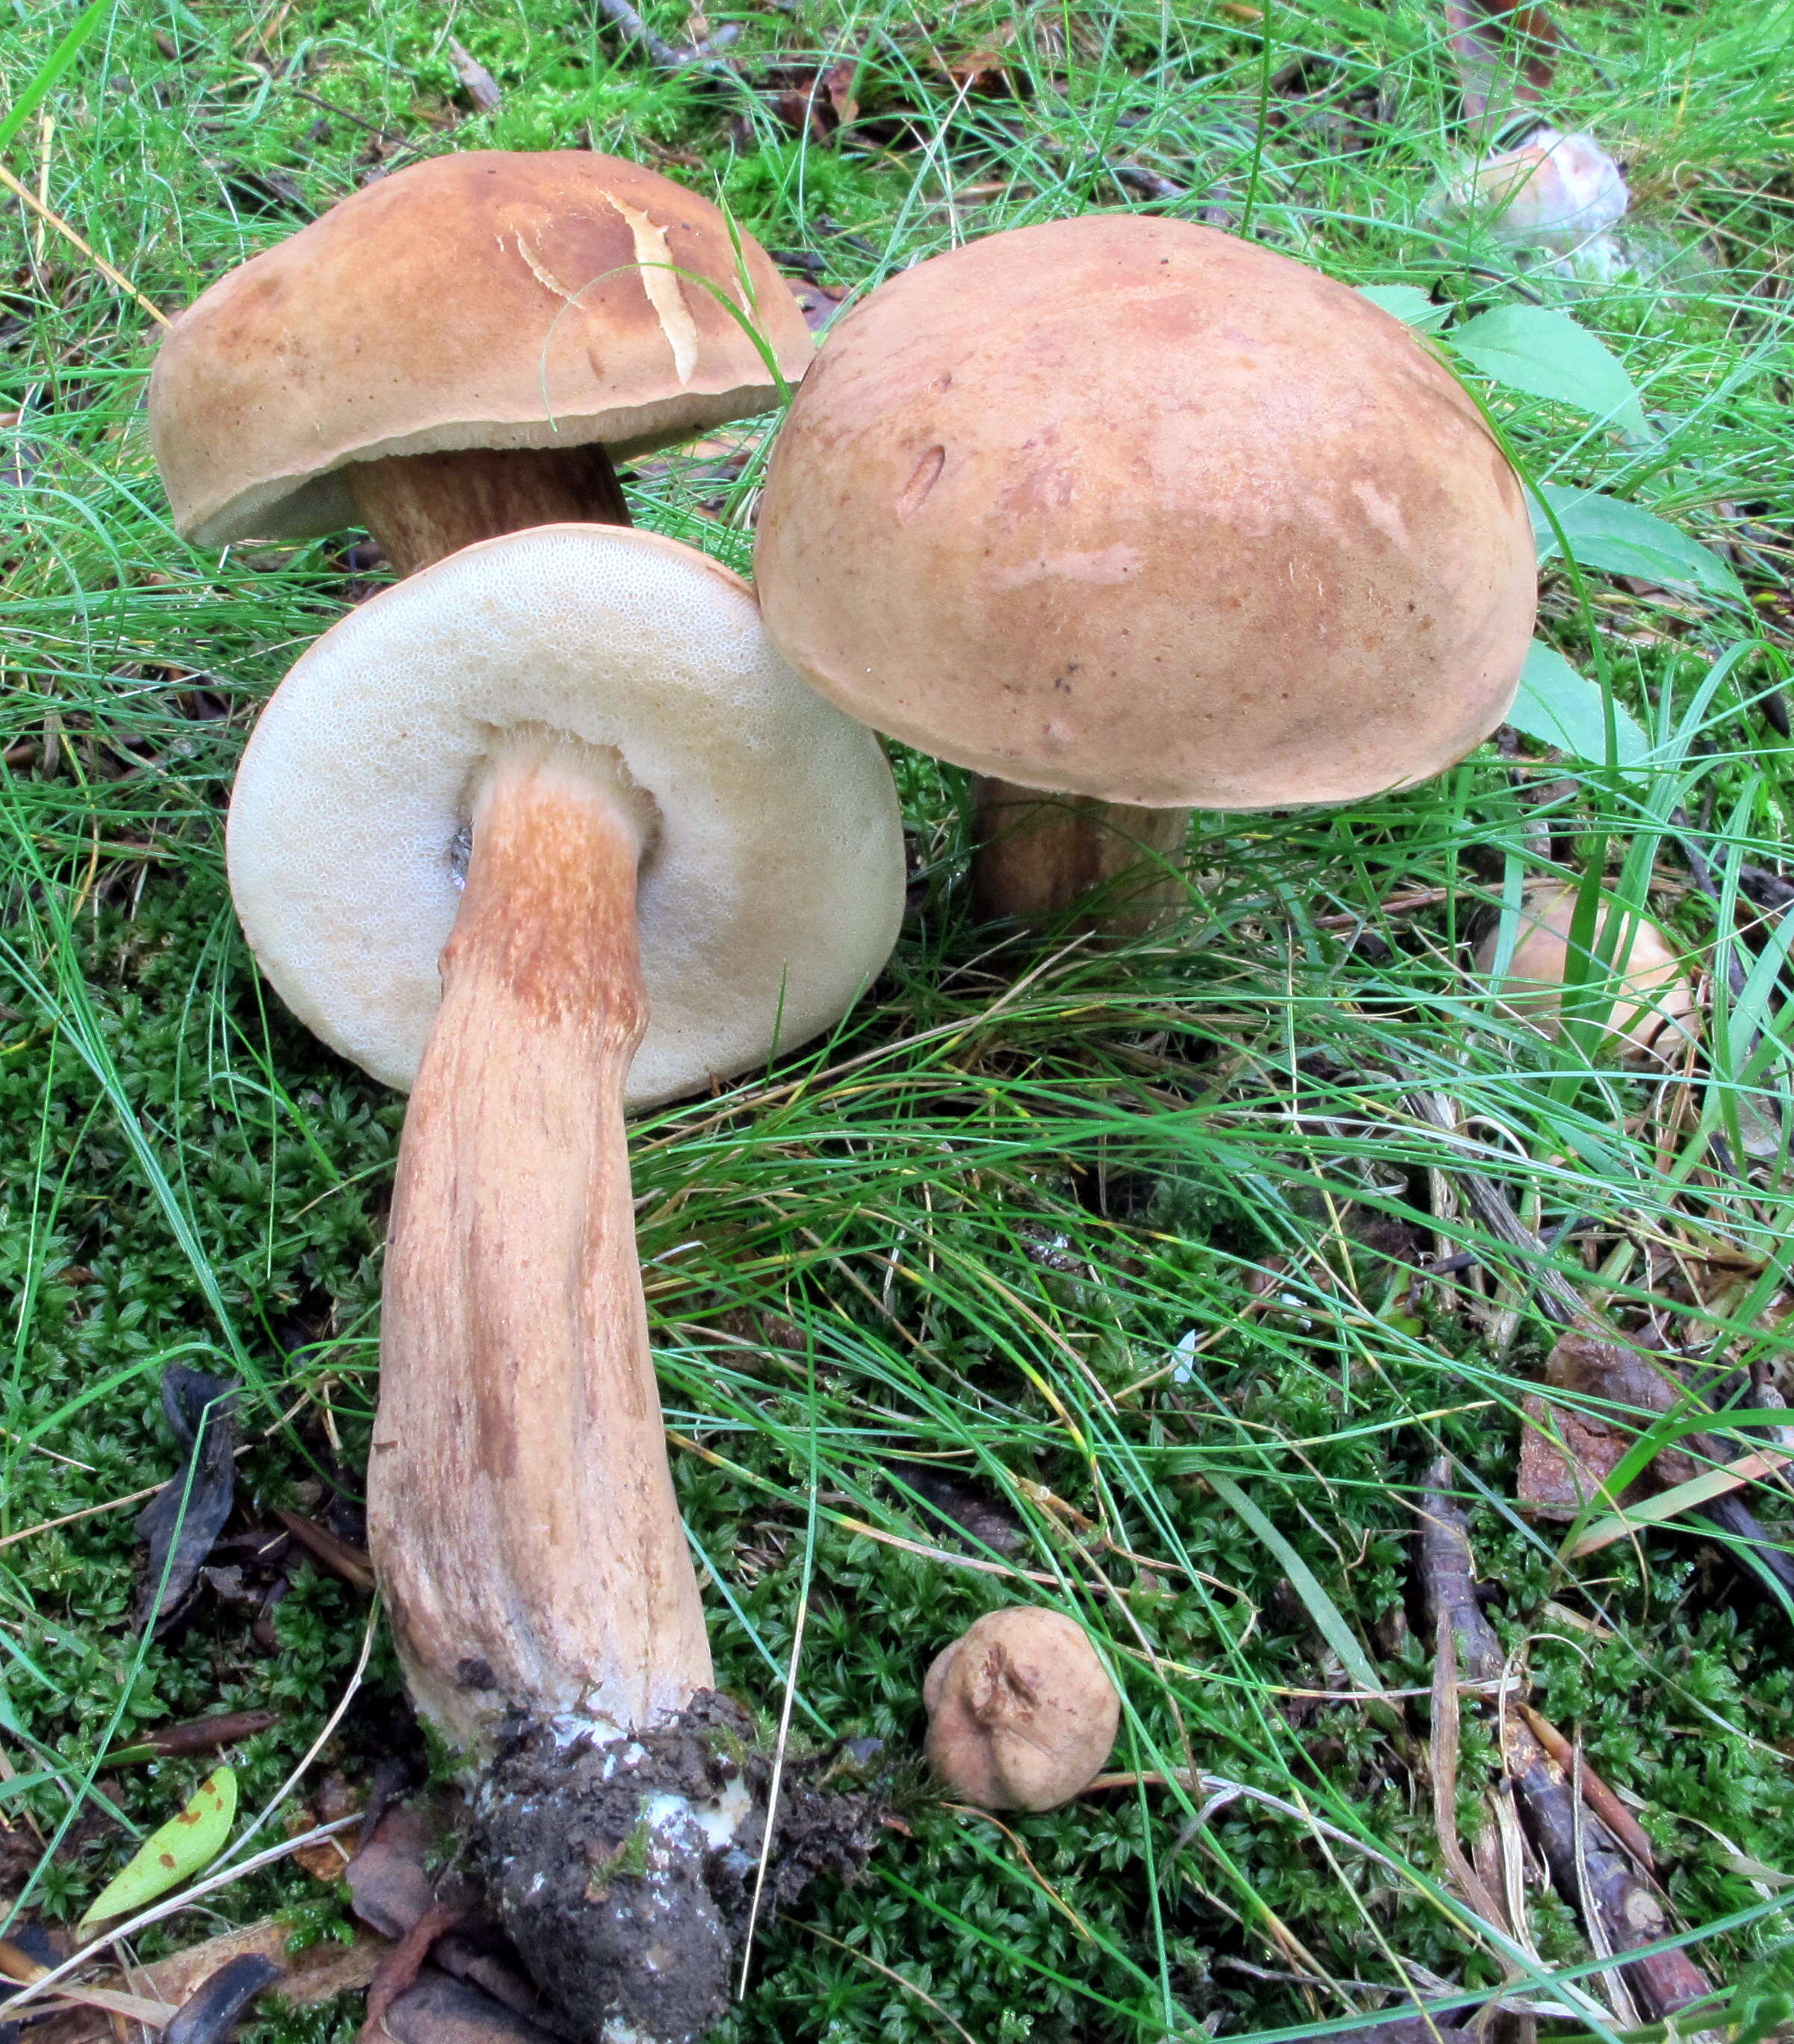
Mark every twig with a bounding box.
[592,0,740,69]
[1417,1461,1713,2022]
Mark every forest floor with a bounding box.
[1,0,1793,2038]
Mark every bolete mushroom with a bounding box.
[754,214,1537,935]
[228,523,903,2040]
[149,150,811,575]
[924,1608,1120,1812]
[1476,883,1696,1062]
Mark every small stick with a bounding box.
[1417,1462,1712,2021]
[592,0,740,69]
[1516,1703,1654,1871]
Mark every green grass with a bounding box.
[3,0,1793,2037]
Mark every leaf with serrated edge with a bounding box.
[1451,304,1648,439]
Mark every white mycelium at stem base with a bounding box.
[226,526,903,2039]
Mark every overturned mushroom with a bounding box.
[755,214,1535,935]
[150,150,811,574]
[924,1608,1120,1811]
[1429,127,1630,271]
[1476,883,1697,1062]
[228,524,904,2040]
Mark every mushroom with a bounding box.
[1431,128,1630,264]
[149,150,811,575]
[924,1608,1120,1812]
[1476,883,1696,1062]
[754,214,1537,935]
[227,523,903,2040]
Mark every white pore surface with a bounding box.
[226,525,905,1105]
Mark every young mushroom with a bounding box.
[228,524,904,2040]
[149,150,812,575]
[1476,883,1697,1062]
[754,214,1537,936]
[924,1608,1120,1812]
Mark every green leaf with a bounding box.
[1450,304,1649,439]
[78,1767,236,1932]
[1357,283,1448,332]
[1509,639,1649,769]
[1530,483,1745,602]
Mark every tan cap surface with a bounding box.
[1476,884,1696,1061]
[923,1608,1120,1812]
[755,214,1536,810]
[152,150,814,546]
[226,525,903,1106]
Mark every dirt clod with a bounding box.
[474,1694,878,2044]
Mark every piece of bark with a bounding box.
[1417,1462,1713,2021]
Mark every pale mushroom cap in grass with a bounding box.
[924,1608,1120,1812]
[755,214,1537,810]
[226,524,904,1105]
[151,149,814,546]
[1476,883,1697,1061]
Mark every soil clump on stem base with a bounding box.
[474,1694,880,2044]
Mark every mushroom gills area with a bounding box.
[371,736,711,1763]
[972,778,1190,935]
[475,1695,881,2044]
[347,442,633,575]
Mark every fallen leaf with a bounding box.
[78,1768,237,1933]
[356,1903,466,2044]
[1518,1388,1647,1519]
[785,276,847,333]
[382,1970,562,2044]
[822,58,857,127]
[136,1366,240,1634]
[937,46,1009,91]
[345,1800,445,1939]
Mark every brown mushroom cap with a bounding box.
[1475,883,1697,1061]
[924,1608,1119,1812]
[150,150,814,546]
[755,214,1536,809]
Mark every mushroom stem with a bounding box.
[347,443,632,576]
[370,738,711,1759]
[971,777,1190,936]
